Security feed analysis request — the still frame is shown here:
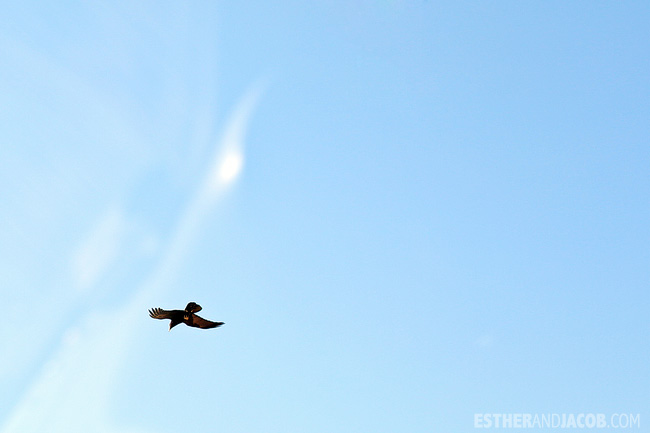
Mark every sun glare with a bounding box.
[218,150,244,183]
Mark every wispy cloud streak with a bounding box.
[0,84,263,433]
[141,82,264,295]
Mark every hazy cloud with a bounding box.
[1,85,262,433]
[71,207,126,292]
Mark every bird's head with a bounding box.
[185,302,202,313]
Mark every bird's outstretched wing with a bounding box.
[188,313,224,329]
[149,307,174,320]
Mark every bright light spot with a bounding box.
[218,150,243,183]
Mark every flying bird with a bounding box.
[149,302,224,331]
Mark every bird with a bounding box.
[149,302,224,331]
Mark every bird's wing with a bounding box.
[185,302,202,313]
[149,307,174,320]
[188,313,224,329]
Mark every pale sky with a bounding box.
[1,2,648,432]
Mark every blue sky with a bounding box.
[1,2,648,432]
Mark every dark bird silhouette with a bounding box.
[149,302,224,331]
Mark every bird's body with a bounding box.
[149,302,224,331]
